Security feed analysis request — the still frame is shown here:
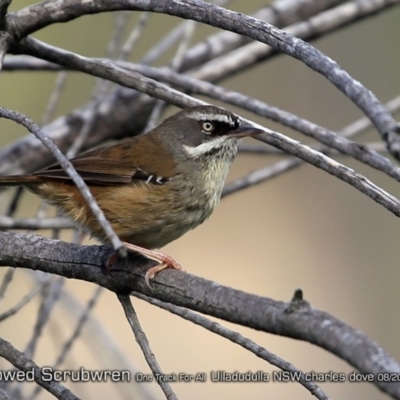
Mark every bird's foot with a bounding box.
[122,242,184,287]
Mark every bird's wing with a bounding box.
[35,137,175,186]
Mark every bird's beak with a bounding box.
[228,126,264,138]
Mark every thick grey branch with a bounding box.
[0,231,399,398]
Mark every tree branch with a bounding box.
[1,1,395,179]
[0,337,79,400]
[0,231,399,398]
[134,292,329,400]
[8,40,400,218]
[7,0,399,140]
[117,295,179,400]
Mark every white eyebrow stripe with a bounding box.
[189,111,237,126]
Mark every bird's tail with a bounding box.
[0,175,40,186]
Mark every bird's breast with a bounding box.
[179,149,235,223]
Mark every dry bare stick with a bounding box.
[66,12,134,160]
[0,387,16,400]
[117,295,179,400]
[0,280,48,322]
[144,19,197,131]
[10,277,63,398]
[120,12,150,61]
[223,95,400,196]
[139,3,212,67]
[24,277,64,355]
[108,12,132,59]
[0,268,14,307]
[180,0,343,70]
[41,72,68,126]
[238,143,282,154]
[253,127,400,216]
[237,142,394,159]
[27,286,104,400]
[55,288,155,400]
[141,0,233,67]
[133,292,330,400]
[0,216,74,230]
[192,0,398,81]
[0,337,80,400]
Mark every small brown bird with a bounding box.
[0,106,263,283]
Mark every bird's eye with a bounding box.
[201,121,214,134]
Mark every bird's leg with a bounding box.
[122,242,184,286]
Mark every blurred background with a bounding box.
[1,0,400,399]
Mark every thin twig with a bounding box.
[11,277,63,399]
[180,0,342,70]
[28,286,104,400]
[107,12,131,59]
[2,186,24,217]
[66,12,132,159]
[0,282,46,322]
[57,287,103,368]
[0,268,15,307]
[119,12,150,60]
[24,277,64,359]
[145,19,197,131]
[0,107,126,257]
[117,294,179,400]
[133,292,330,400]
[223,96,400,197]
[0,337,79,400]
[41,71,68,126]
[0,216,74,230]
[54,287,155,400]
